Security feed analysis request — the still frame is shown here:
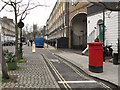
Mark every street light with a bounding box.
[103,9,105,62]
[47,24,48,48]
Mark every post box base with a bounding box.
[89,65,103,73]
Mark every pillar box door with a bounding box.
[87,42,103,73]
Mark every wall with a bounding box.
[0,17,15,42]
[69,2,90,49]
[118,11,120,57]
[47,2,66,40]
[69,2,89,24]
[87,11,119,53]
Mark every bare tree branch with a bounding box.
[1,0,16,9]
[1,0,11,5]
[10,1,16,9]
[27,4,48,11]
[0,3,7,12]
[20,0,31,20]
[16,0,23,4]
[21,12,28,20]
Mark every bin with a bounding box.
[87,42,103,73]
[113,53,119,65]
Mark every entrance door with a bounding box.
[99,24,103,42]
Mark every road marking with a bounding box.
[40,54,60,88]
[47,50,112,90]
[54,54,112,90]
[49,59,60,63]
[58,80,97,84]
[42,54,71,89]
[49,60,71,89]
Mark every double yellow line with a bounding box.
[54,54,112,90]
[42,54,72,90]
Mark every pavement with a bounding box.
[0,42,2,90]
[2,46,59,89]
[46,44,120,87]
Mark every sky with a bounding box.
[0,0,57,28]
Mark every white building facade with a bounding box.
[0,17,15,42]
[87,5,119,54]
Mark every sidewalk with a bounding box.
[2,46,59,88]
[46,44,120,86]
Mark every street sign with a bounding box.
[18,21,24,28]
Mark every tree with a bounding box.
[0,0,48,79]
[0,0,48,60]
[0,34,9,79]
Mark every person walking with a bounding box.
[30,40,33,46]
[27,40,29,46]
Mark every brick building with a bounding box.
[46,1,69,48]
[68,1,91,50]
[46,0,91,49]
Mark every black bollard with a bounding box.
[113,53,119,65]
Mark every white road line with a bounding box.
[58,80,97,84]
[49,59,60,63]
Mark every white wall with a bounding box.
[118,11,120,55]
[87,11,118,53]
[118,11,120,41]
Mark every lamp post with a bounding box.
[47,24,48,48]
[103,9,105,62]
[18,19,24,59]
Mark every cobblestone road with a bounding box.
[2,46,58,89]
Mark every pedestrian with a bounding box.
[30,40,33,46]
[27,40,29,46]
[32,41,36,53]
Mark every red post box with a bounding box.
[87,42,103,73]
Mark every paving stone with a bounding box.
[2,46,57,89]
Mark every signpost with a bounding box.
[18,20,24,59]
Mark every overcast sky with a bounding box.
[0,0,57,27]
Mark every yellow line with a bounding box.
[43,54,71,89]
[54,55,89,79]
[44,54,68,89]
[49,60,72,89]
[54,55,112,90]
[43,54,67,88]
[40,54,59,88]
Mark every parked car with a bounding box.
[2,40,15,46]
[2,41,9,46]
[10,40,15,46]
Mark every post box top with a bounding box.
[87,42,103,45]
